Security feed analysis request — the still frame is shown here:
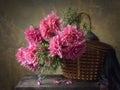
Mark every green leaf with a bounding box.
[40,59,45,65]
[62,7,78,28]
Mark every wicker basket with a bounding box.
[62,40,112,81]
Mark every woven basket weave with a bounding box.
[62,40,112,81]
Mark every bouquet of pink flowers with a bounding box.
[16,12,86,73]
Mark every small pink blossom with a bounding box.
[40,12,62,40]
[66,80,72,85]
[25,26,43,46]
[16,45,39,71]
[37,81,42,85]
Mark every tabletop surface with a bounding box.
[15,75,99,90]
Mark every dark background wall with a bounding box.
[0,0,120,90]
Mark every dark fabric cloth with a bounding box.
[99,49,120,90]
[86,31,120,90]
[85,31,99,41]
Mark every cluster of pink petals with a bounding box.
[40,12,62,40]
[16,45,39,71]
[49,25,86,60]
[25,26,43,46]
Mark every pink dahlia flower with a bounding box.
[49,25,86,60]
[16,45,39,71]
[25,26,43,46]
[40,12,62,40]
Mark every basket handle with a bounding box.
[78,12,92,32]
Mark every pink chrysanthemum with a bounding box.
[40,12,62,40]
[49,35,62,58]
[49,25,86,60]
[16,45,39,71]
[60,25,85,46]
[25,26,43,46]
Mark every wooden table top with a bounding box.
[15,75,99,90]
